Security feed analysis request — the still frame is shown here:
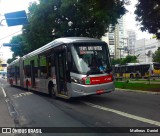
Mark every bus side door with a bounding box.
[30,60,35,88]
[55,50,67,95]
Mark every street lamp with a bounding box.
[68,21,73,27]
[52,29,55,36]
[3,43,19,47]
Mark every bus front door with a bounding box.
[55,51,67,95]
[15,66,18,85]
[30,60,35,88]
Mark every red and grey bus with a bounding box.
[7,37,114,99]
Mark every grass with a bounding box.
[130,79,160,82]
[115,81,160,92]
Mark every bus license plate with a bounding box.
[96,89,105,94]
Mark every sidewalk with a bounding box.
[0,87,15,127]
[115,88,160,95]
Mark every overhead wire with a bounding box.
[0,30,22,41]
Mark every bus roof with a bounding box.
[23,37,105,59]
[8,58,19,66]
[114,62,160,67]
[54,37,103,43]
[126,62,160,65]
[8,57,24,67]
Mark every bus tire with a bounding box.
[26,80,29,91]
[130,74,134,79]
[10,79,13,87]
[136,74,140,78]
[48,82,57,98]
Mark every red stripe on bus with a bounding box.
[83,74,113,85]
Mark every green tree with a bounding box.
[56,0,129,38]
[135,0,160,39]
[111,55,138,65]
[9,0,129,58]
[121,55,137,65]
[25,0,129,51]
[7,58,17,64]
[111,58,122,65]
[10,34,28,57]
[153,47,160,63]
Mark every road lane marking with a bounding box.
[83,101,160,127]
[12,92,33,99]
[1,87,6,97]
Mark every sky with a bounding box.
[0,0,153,61]
[0,0,37,61]
[125,0,153,39]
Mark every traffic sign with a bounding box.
[3,43,19,47]
[4,10,28,27]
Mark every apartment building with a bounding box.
[127,30,136,55]
[102,16,127,59]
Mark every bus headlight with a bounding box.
[71,77,84,84]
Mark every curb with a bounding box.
[115,88,160,95]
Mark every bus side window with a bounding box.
[46,53,55,77]
[39,55,47,78]
[24,65,31,78]
[69,52,78,73]
[126,67,129,73]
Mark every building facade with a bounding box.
[135,38,160,63]
[127,30,136,55]
[102,16,127,59]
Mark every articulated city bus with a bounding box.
[113,62,160,79]
[7,37,114,99]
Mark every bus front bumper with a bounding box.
[71,82,115,97]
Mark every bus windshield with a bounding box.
[71,43,111,75]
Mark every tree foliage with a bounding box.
[152,47,160,63]
[7,35,27,64]
[7,58,17,64]
[9,0,129,58]
[112,55,138,65]
[10,35,28,57]
[135,0,160,39]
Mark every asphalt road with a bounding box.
[0,78,160,136]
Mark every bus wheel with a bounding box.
[130,74,134,79]
[10,79,13,87]
[136,74,140,78]
[26,80,29,91]
[48,83,57,98]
